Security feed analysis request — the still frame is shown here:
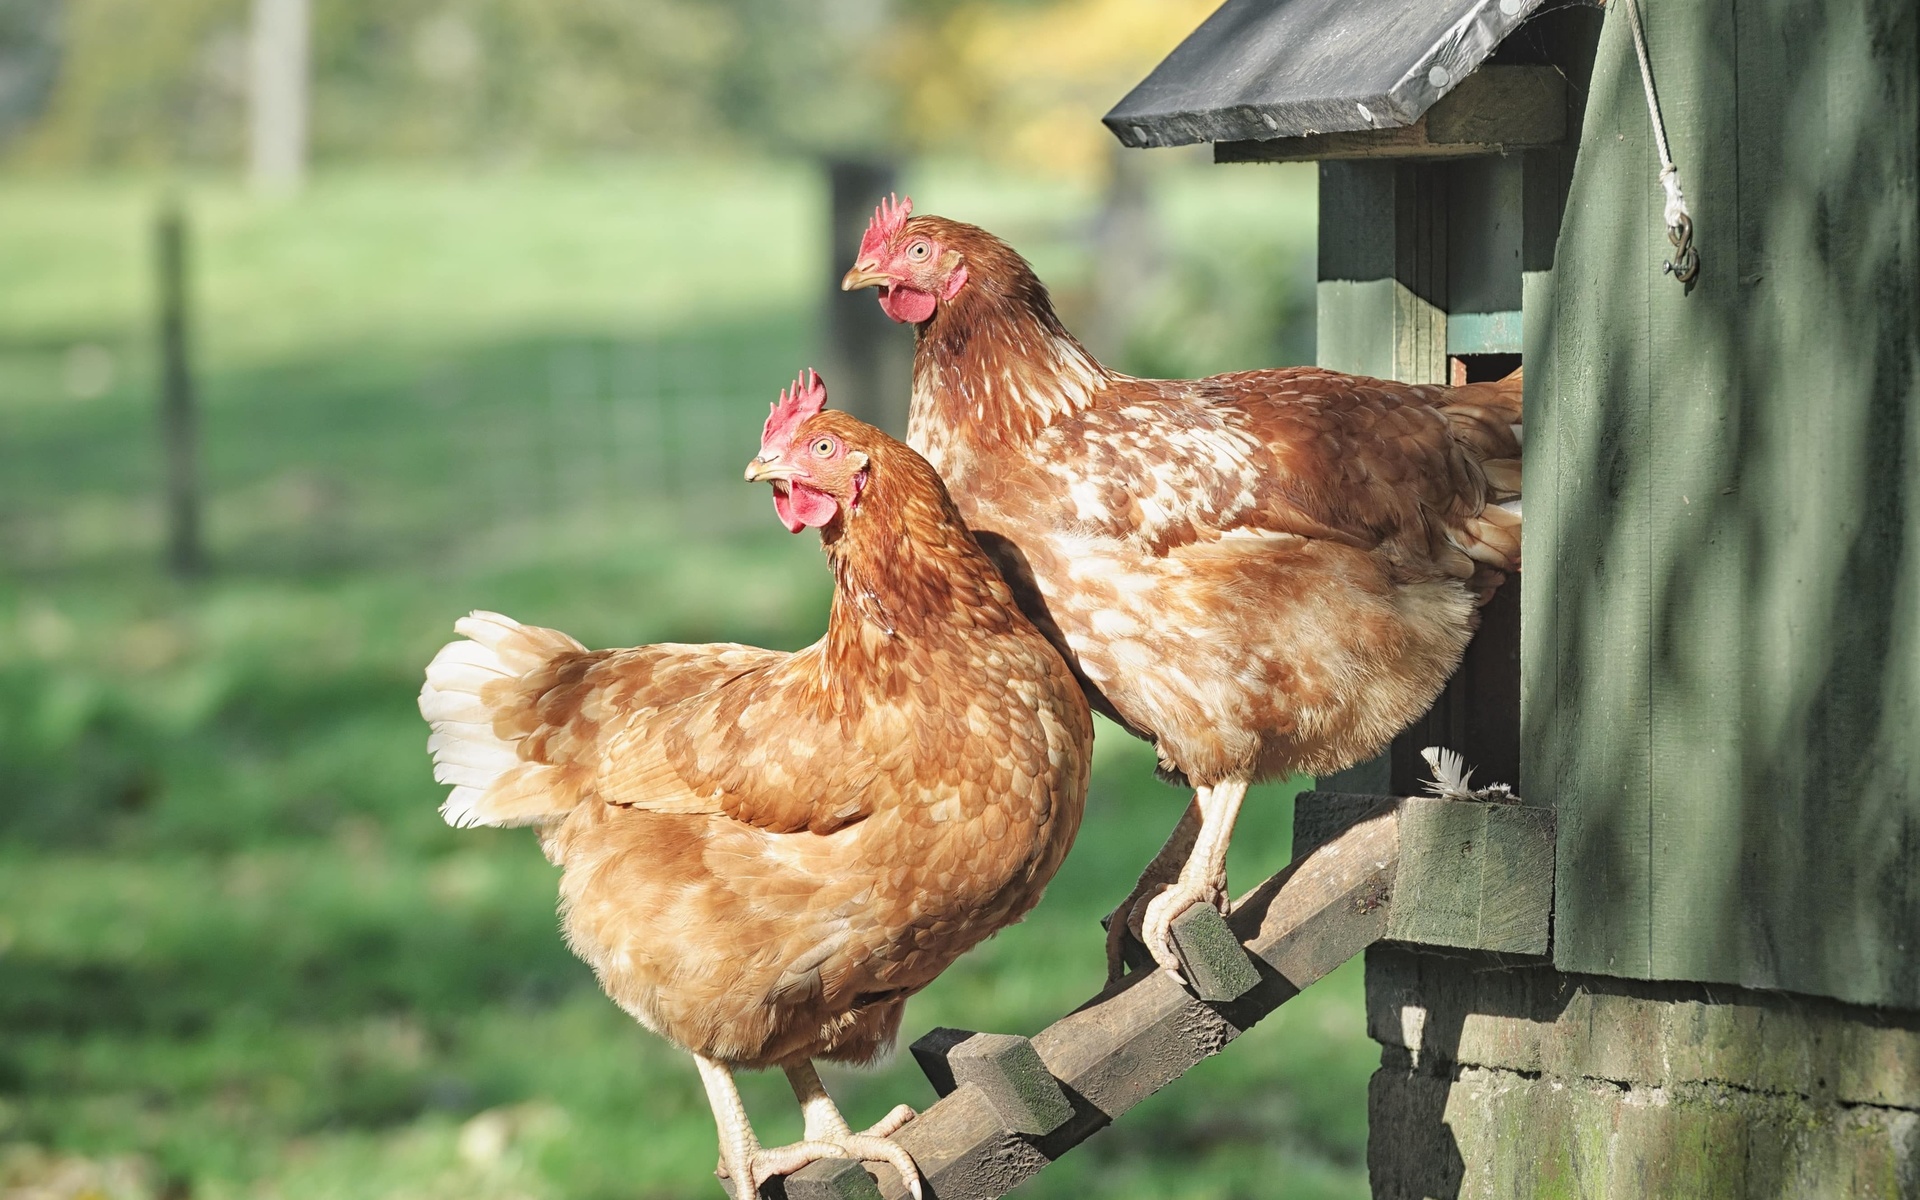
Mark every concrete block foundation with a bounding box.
[1365,946,1920,1198]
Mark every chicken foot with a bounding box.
[1134,777,1250,980]
[1103,796,1202,982]
[698,1055,922,1200]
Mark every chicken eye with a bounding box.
[812,437,836,458]
[906,240,932,263]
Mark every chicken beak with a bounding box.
[841,264,890,292]
[745,456,798,483]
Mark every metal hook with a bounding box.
[1664,213,1699,284]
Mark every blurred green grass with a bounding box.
[0,158,1365,1200]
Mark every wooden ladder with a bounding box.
[748,792,1555,1200]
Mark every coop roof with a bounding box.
[1104,0,1546,149]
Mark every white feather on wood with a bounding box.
[1419,745,1518,804]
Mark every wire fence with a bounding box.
[0,327,806,575]
[460,338,772,539]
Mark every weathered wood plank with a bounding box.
[1315,162,1448,389]
[1645,0,1745,993]
[1528,0,1656,982]
[1641,0,1920,1008]
[1445,310,1522,355]
[907,1027,972,1098]
[912,1032,1072,1137]
[1215,67,1566,163]
[1422,67,1567,148]
[1290,793,1399,861]
[1446,154,1524,338]
[777,1160,884,1200]
[1296,793,1554,956]
[1476,805,1556,955]
[1388,799,1490,947]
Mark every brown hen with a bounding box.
[843,198,1521,980]
[418,372,1091,1197]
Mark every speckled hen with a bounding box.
[418,372,1091,1197]
[843,197,1522,981]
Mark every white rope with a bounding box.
[1622,0,1698,283]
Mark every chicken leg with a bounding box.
[1127,777,1250,979]
[698,1055,922,1199]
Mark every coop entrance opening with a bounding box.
[1388,352,1523,797]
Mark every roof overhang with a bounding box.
[1104,0,1550,151]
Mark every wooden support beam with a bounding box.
[779,1161,884,1200]
[1215,67,1567,164]
[752,794,1552,1200]
[1295,793,1555,955]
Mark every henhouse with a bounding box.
[1109,0,1920,1194]
[752,1,1916,1197]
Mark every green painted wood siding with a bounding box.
[1525,0,1920,1008]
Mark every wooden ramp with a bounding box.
[754,792,1554,1200]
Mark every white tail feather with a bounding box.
[432,761,505,788]
[455,610,573,671]
[432,639,518,675]
[418,690,490,725]
[441,786,490,829]
[427,659,516,695]
[454,610,524,648]
[425,732,519,771]
[419,610,588,829]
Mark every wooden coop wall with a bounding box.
[1524,0,1920,1010]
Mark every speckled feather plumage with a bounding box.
[895,216,1522,787]
[420,411,1092,1070]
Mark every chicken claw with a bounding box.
[713,1060,923,1199]
[862,1103,918,1139]
[719,1127,923,1200]
[1137,872,1230,981]
[1102,888,1152,980]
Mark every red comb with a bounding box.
[762,368,829,455]
[857,193,912,263]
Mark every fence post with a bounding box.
[822,157,911,436]
[249,0,310,193]
[155,199,205,578]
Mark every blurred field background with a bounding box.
[0,3,1361,1198]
